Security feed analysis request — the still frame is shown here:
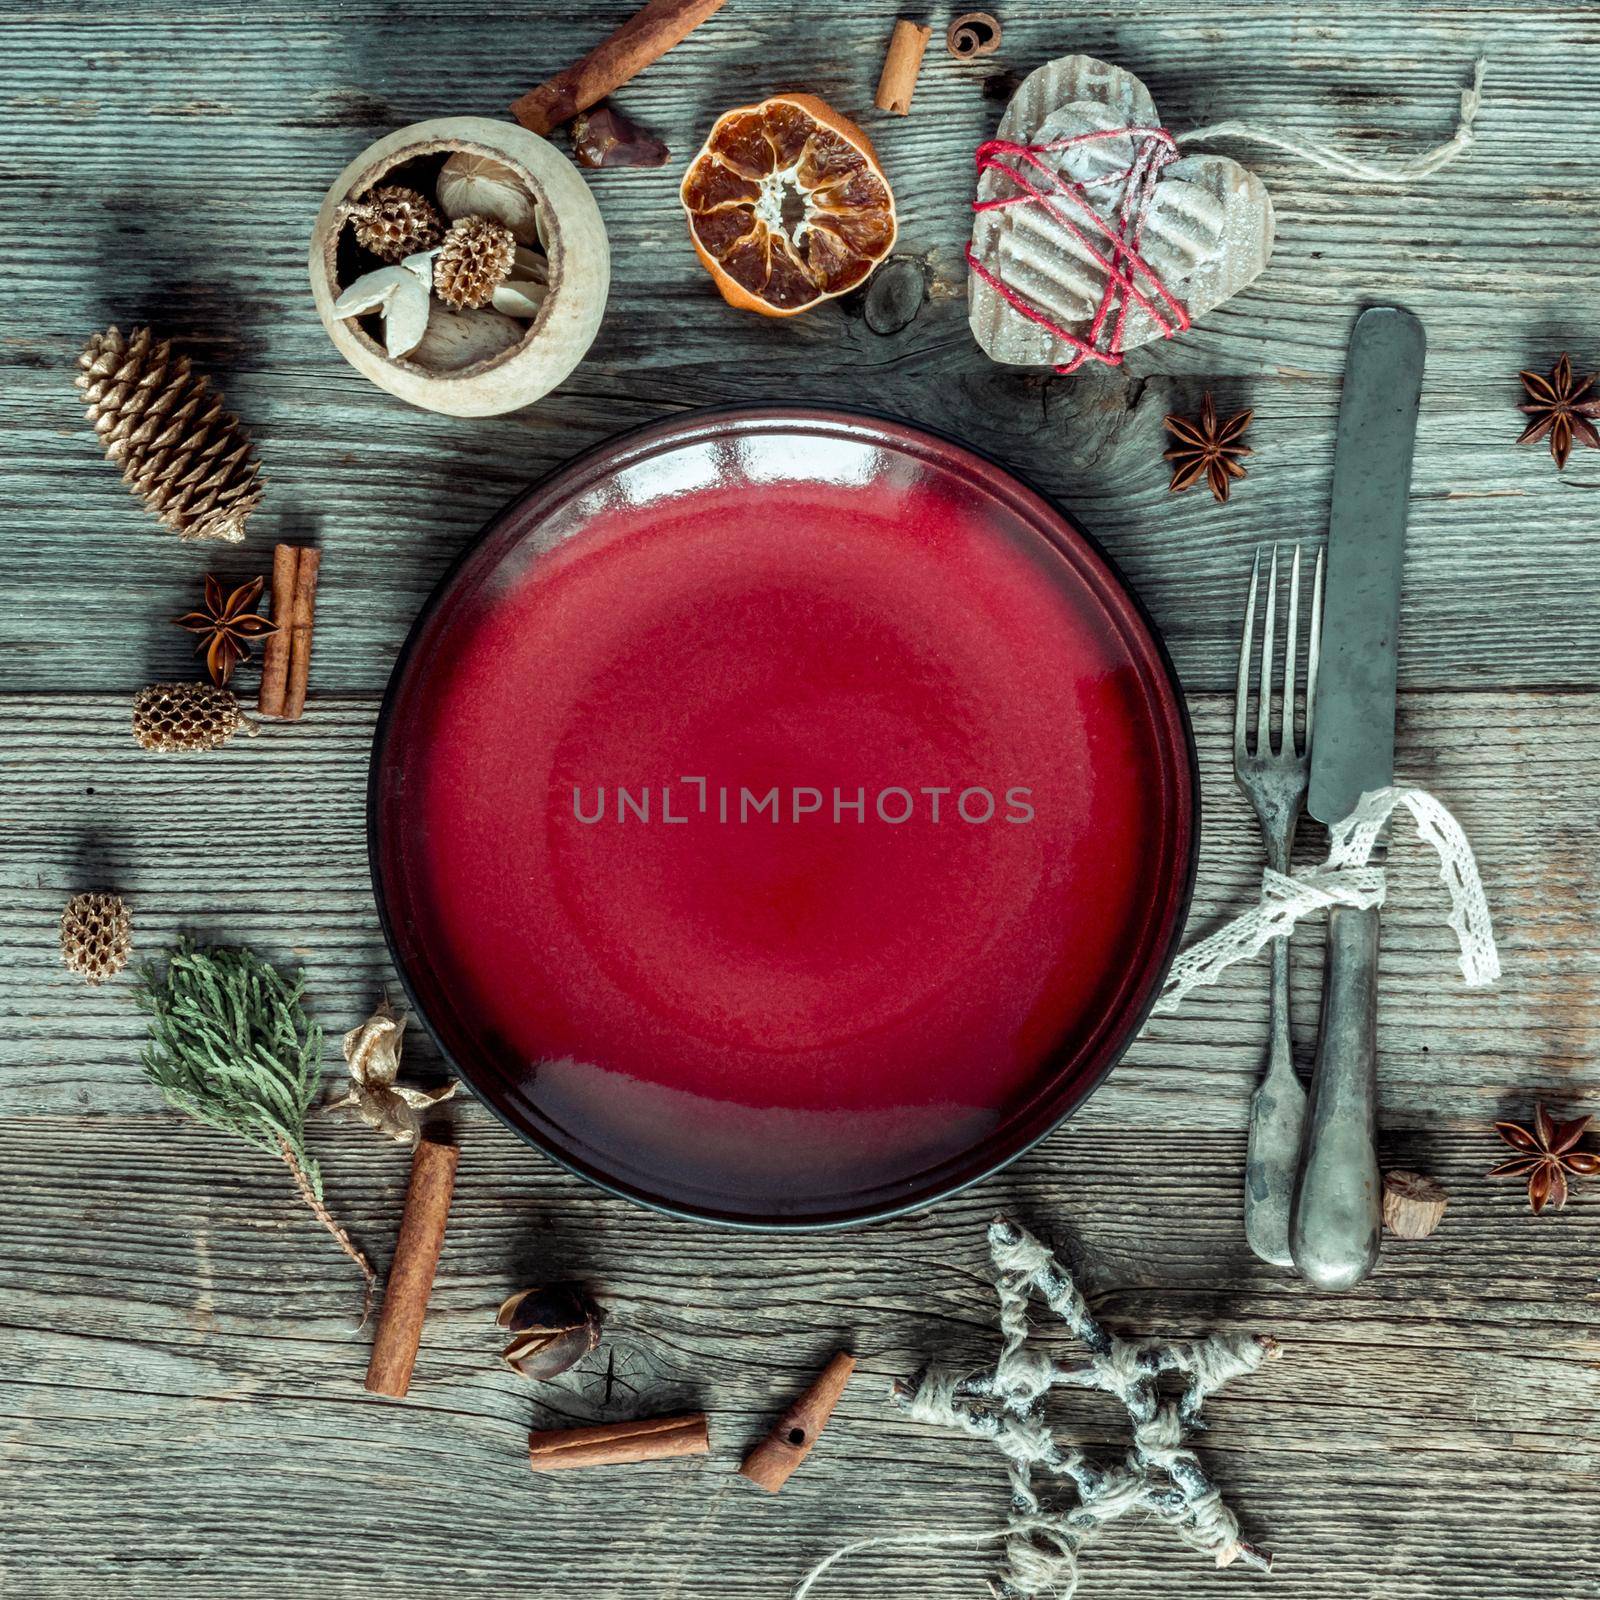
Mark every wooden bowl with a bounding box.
[309,116,609,418]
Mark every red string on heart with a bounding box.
[966,126,1191,374]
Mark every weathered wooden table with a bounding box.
[4,3,1598,1596]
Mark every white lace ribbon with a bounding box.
[1154,785,1500,1015]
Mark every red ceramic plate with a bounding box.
[370,408,1196,1226]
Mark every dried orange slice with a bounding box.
[681,93,897,317]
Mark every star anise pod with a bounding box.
[1488,1102,1598,1213]
[1516,353,1600,468]
[1164,394,1253,504]
[175,573,276,686]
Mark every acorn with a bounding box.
[497,1282,603,1380]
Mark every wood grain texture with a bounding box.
[2,2,1599,1597]
[5,2,1600,694]
[2,692,1597,1596]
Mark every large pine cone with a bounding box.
[76,326,263,544]
[132,682,252,752]
[434,215,517,310]
[349,184,445,263]
[59,892,132,985]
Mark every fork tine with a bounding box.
[1305,545,1324,746]
[1282,544,1301,757]
[1236,547,1260,757]
[1256,544,1278,758]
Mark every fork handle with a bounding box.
[1291,904,1382,1290]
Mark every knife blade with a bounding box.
[1308,305,1425,824]
[1290,305,1424,1292]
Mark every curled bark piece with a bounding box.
[282,547,320,720]
[1382,1169,1449,1238]
[875,19,932,115]
[947,11,1001,59]
[528,1413,709,1471]
[511,0,727,135]
[739,1351,855,1493]
[364,1137,459,1398]
[257,544,296,717]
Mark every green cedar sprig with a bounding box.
[135,938,324,1193]
[134,939,375,1318]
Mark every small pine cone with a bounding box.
[76,326,263,544]
[60,892,132,985]
[132,682,252,752]
[348,184,446,262]
[434,215,517,310]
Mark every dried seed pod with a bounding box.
[572,105,670,169]
[132,682,252,752]
[59,892,132,985]
[348,185,446,262]
[497,1282,603,1380]
[435,215,518,311]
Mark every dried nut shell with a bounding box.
[1381,1169,1450,1239]
[309,115,611,418]
[497,1283,603,1381]
[494,244,552,320]
[436,151,543,245]
[493,280,549,320]
[413,304,526,370]
[331,264,431,359]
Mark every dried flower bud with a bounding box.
[572,106,670,169]
[497,1282,603,1380]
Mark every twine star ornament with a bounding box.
[880,1217,1278,1600]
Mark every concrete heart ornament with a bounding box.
[967,55,1276,375]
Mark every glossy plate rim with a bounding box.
[368,403,1199,1231]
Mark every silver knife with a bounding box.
[1289,305,1425,1291]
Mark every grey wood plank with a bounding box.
[2,1119,1596,1596]
[4,2,1600,692]
[0,681,1594,1600]
[4,3,1600,1597]
[3,690,1595,1123]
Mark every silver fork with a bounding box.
[1235,542,1323,1266]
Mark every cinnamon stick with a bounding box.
[511,0,727,136]
[874,19,931,115]
[528,1412,709,1471]
[283,546,320,720]
[946,11,1001,59]
[364,1137,459,1398]
[257,542,297,717]
[738,1351,855,1493]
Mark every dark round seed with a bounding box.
[863,257,928,336]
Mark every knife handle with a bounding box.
[1291,904,1382,1290]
